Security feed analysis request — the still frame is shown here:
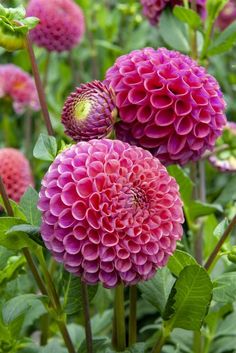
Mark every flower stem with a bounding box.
[81,281,93,353]
[193,331,202,353]
[128,285,137,347]
[113,283,126,352]
[25,35,54,136]
[204,214,236,271]
[151,325,170,353]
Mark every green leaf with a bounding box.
[163,265,213,330]
[40,340,67,353]
[167,165,193,205]
[2,294,47,326]
[167,250,197,277]
[159,9,190,52]
[138,267,174,315]
[0,217,32,250]
[213,272,236,303]
[63,275,98,315]
[173,6,202,30]
[6,224,45,248]
[19,187,41,227]
[189,201,223,219]
[0,196,27,220]
[33,133,57,161]
[21,17,39,30]
[213,218,228,237]
[208,21,236,56]
[0,255,25,286]
[78,337,109,353]
[206,0,229,24]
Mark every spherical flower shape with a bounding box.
[27,0,85,52]
[216,0,236,30]
[38,139,184,288]
[209,122,236,172]
[0,148,34,203]
[105,47,226,165]
[61,81,117,141]
[141,0,205,25]
[0,64,40,114]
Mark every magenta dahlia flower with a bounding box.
[216,0,236,30]
[0,148,34,203]
[27,0,85,52]
[105,47,226,165]
[0,64,39,114]
[61,81,117,141]
[38,139,184,288]
[209,122,236,172]
[141,0,206,25]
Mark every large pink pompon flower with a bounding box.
[0,148,34,203]
[62,81,117,141]
[0,64,40,114]
[105,47,226,166]
[38,139,184,288]
[27,0,85,52]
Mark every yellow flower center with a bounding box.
[74,99,92,121]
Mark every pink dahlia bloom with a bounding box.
[0,64,40,114]
[0,148,34,203]
[38,139,184,288]
[105,47,226,165]
[141,0,206,25]
[209,122,236,172]
[62,81,117,141]
[27,0,85,52]
[216,0,236,30]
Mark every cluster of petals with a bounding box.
[216,0,236,30]
[0,148,34,203]
[38,139,184,288]
[61,81,117,141]
[140,0,206,25]
[0,64,39,114]
[209,122,236,173]
[27,0,85,52]
[105,47,226,165]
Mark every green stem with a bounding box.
[43,52,51,88]
[113,284,126,352]
[40,313,49,345]
[204,214,236,271]
[193,331,202,353]
[25,35,54,136]
[128,285,137,347]
[151,325,170,353]
[81,281,93,353]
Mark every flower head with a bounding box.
[105,47,226,165]
[216,0,236,30]
[38,139,184,288]
[62,81,117,141]
[141,0,206,25]
[0,148,34,203]
[27,0,85,52]
[0,64,40,114]
[209,122,236,172]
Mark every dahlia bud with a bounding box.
[0,64,40,114]
[26,0,85,52]
[105,47,226,166]
[140,0,206,25]
[0,148,34,203]
[38,139,184,288]
[209,122,236,173]
[61,81,117,142]
[216,0,236,30]
[0,4,39,51]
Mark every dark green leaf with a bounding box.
[173,6,202,29]
[167,250,197,277]
[213,272,236,303]
[138,267,174,315]
[19,187,41,227]
[0,255,25,286]
[167,165,193,205]
[33,133,57,161]
[78,337,109,353]
[163,265,213,330]
[189,201,223,219]
[208,21,236,56]
[6,224,45,248]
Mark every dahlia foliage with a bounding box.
[0,64,40,114]
[105,47,226,165]
[0,148,34,203]
[62,81,117,141]
[38,139,184,287]
[27,0,85,52]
